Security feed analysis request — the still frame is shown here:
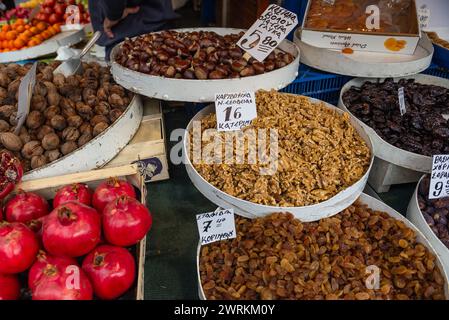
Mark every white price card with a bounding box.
[429,155,449,199]
[418,7,431,30]
[398,87,406,116]
[215,91,257,131]
[196,208,237,245]
[237,4,298,62]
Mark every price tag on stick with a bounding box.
[237,4,298,62]
[197,208,237,245]
[429,155,449,199]
[14,62,37,135]
[215,91,257,131]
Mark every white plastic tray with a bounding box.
[23,95,143,181]
[184,96,374,221]
[338,74,449,173]
[294,29,433,78]
[0,29,86,63]
[197,193,449,300]
[110,28,300,102]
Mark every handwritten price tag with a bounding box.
[237,4,298,62]
[418,7,431,30]
[14,62,37,135]
[429,155,449,199]
[197,208,237,245]
[215,91,257,131]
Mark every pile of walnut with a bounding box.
[0,62,132,172]
[200,203,446,300]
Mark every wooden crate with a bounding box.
[105,99,169,183]
[16,164,147,300]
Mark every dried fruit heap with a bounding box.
[0,62,133,172]
[192,91,371,207]
[200,203,446,300]
[115,30,295,79]
[343,78,449,156]
[418,175,449,248]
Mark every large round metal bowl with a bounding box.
[23,95,143,181]
[338,74,449,173]
[183,95,374,221]
[110,28,300,102]
[197,193,449,300]
[407,175,449,279]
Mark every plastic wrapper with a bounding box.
[305,0,418,34]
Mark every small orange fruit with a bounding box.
[13,38,25,49]
[37,22,47,32]
[30,26,38,35]
[2,24,11,32]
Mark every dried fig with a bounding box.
[0,132,23,151]
[42,133,60,150]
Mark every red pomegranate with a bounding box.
[82,245,136,299]
[0,222,39,274]
[0,273,20,300]
[5,191,49,223]
[0,151,23,201]
[43,201,101,257]
[29,252,93,300]
[103,196,152,247]
[53,183,92,208]
[92,178,136,213]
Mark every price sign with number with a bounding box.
[215,91,257,131]
[429,155,449,199]
[418,7,431,30]
[196,208,237,245]
[237,4,298,62]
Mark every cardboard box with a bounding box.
[301,0,421,55]
[16,164,147,300]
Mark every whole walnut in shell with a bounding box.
[94,102,110,116]
[77,132,92,147]
[93,122,108,137]
[45,149,61,162]
[26,111,45,130]
[60,141,78,155]
[108,94,125,108]
[47,92,61,107]
[31,155,47,169]
[79,123,92,136]
[0,119,10,132]
[50,115,67,131]
[0,132,23,151]
[22,140,44,159]
[31,95,47,112]
[109,109,123,123]
[90,115,109,127]
[0,105,16,119]
[44,106,61,120]
[42,133,60,150]
[62,127,80,142]
[67,115,83,128]
[62,107,77,119]
[37,125,54,140]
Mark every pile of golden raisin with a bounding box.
[199,202,446,300]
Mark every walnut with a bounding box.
[22,140,44,159]
[60,141,78,155]
[93,122,108,137]
[26,111,45,130]
[31,155,47,169]
[41,133,60,150]
[62,127,80,142]
[50,115,67,131]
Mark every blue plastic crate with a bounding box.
[281,65,352,105]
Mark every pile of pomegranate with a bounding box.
[0,174,152,300]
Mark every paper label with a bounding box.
[14,62,38,135]
[418,7,431,30]
[398,87,406,116]
[237,4,298,62]
[215,91,257,131]
[197,208,237,245]
[429,155,449,199]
